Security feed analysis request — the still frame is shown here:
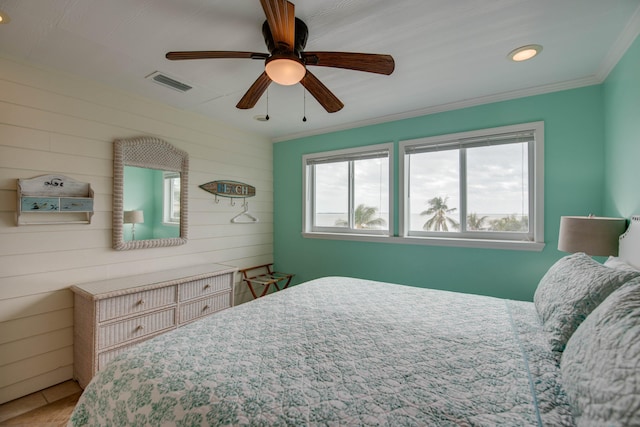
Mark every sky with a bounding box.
[409,142,529,219]
[314,158,389,225]
[313,142,528,227]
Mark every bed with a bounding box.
[69,218,640,426]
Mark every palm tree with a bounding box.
[489,214,528,232]
[467,213,488,231]
[335,204,386,229]
[421,196,459,231]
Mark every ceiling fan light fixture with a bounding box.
[265,55,306,86]
[508,44,543,62]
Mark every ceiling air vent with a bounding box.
[146,71,192,92]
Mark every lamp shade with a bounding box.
[558,216,626,256]
[123,210,144,224]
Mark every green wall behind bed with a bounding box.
[274,84,607,302]
[603,35,640,218]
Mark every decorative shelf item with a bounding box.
[17,174,94,225]
[199,180,256,202]
[199,180,259,223]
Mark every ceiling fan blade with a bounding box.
[166,51,269,60]
[260,0,295,50]
[236,72,272,109]
[300,71,344,113]
[302,52,395,75]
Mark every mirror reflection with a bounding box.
[112,136,188,251]
[123,166,180,241]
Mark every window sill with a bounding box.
[302,232,545,251]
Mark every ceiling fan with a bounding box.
[166,0,395,113]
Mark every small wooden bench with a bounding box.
[239,264,294,299]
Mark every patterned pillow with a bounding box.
[560,278,640,426]
[533,252,639,352]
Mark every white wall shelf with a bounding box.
[17,174,94,225]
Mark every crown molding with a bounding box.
[273,76,600,143]
[596,4,640,81]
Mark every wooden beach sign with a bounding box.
[199,180,256,198]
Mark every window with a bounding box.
[163,172,180,224]
[303,143,393,236]
[400,122,544,245]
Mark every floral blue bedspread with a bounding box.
[70,277,575,426]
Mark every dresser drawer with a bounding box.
[97,331,166,370]
[179,273,233,301]
[179,292,231,324]
[98,286,177,322]
[98,342,137,370]
[98,308,176,350]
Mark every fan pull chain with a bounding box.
[302,87,307,122]
[265,89,270,121]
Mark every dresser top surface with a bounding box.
[70,264,237,299]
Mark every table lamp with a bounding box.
[123,210,144,241]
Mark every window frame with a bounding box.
[163,171,181,225]
[302,143,394,237]
[399,121,544,248]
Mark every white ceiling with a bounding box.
[0,0,639,141]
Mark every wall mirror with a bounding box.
[113,136,189,250]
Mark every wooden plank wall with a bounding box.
[0,56,274,404]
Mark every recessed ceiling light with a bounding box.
[508,44,542,62]
[0,10,10,24]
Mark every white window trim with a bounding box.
[398,121,545,250]
[163,172,180,225]
[300,123,545,252]
[302,231,545,251]
[302,142,394,237]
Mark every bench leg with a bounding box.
[245,281,272,299]
[282,275,293,289]
[246,281,259,299]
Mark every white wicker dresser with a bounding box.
[71,264,236,388]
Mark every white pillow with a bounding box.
[561,278,640,426]
[603,256,639,272]
[533,252,640,352]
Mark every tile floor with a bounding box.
[0,381,82,423]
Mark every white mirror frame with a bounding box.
[113,136,189,250]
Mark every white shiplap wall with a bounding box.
[0,56,273,404]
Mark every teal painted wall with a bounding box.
[123,166,179,240]
[604,35,640,217]
[124,166,155,241]
[274,85,605,301]
[150,169,180,239]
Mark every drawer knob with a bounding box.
[203,284,211,290]
[202,305,210,311]
[134,325,144,332]
[136,299,145,306]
